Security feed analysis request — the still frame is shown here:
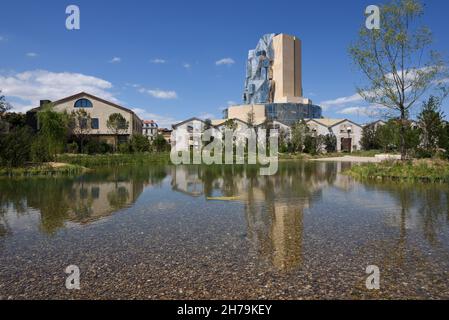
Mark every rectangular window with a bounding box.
[80,118,88,129]
[91,118,99,129]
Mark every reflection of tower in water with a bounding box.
[270,201,303,270]
[244,199,304,272]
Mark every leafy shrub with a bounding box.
[153,134,170,152]
[85,139,113,154]
[304,135,325,155]
[129,134,151,153]
[118,142,131,154]
[31,135,53,163]
[324,134,337,153]
[414,148,433,159]
[0,126,33,167]
[67,141,79,154]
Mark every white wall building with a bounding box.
[142,120,158,141]
[306,119,363,152]
[171,118,208,152]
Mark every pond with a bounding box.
[0,161,449,299]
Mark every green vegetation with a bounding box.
[346,159,449,183]
[56,152,170,168]
[285,119,336,155]
[361,96,449,159]
[279,149,383,161]
[0,163,87,178]
[349,0,449,160]
[0,95,171,177]
[70,108,92,153]
[106,113,129,151]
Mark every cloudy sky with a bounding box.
[1,0,448,127]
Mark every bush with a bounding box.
[153,134,170,152]
[361,125,380,150]
[129,134,151,153]
[304,135,325,155]
[118,142,131,154]
[67,141,79,154]
[85,139,113,154]
[414,148,433,159]
[31,135,53,163]
[0,126,33,167]
[324,134,337,153]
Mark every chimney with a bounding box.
[40,100,51,107]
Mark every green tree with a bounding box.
[153,134,169,152]
[106,113,129,151]
[0,126,33,167]
[36,105,70,159]
[349,0,449,160]
[224,119,237,130]
[377,119,419,154]
[361,125,381,150]
[0,91,12,134]
[129,134,151,153]
[291,120,308,153]
[0,91,11,114]
[3,113,26,130]
[304,134,325,155]
[417,96,445,155]
[377,120,400,152]
[439,122,449,159]
[324,134,337,153]
[70,108,92,153]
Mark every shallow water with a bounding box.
[1,161,449,299]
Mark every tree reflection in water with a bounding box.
[0,165,168,235]
[1,161,449,274]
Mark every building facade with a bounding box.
[142,120,159,141]
[26,92,142,145]
[305,119,363,152]
[223,33,322,126]
[158,128,173,144]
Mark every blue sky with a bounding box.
[1,0,448,127]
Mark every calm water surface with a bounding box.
[1,161,449,299]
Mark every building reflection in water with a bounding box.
[2,161,449,272]
[0,166,167,235]
[170,162,339,271]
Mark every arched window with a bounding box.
[74,98,93,108]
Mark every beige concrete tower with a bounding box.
[272,34,305,103]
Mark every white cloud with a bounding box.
[320,93,363,109]
[337,106,368,115]
[0,36,5,41]
[0,69,116,112]
[26,52,38,58]
[215,58,235,66]
[132,108,179,128]
[183,63,191,69]
[138,88,177,99]
[337,105,386,117]
[109,57,121,64]
[198,112,216,120]
[150,58,166,64]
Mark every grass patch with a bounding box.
[279,150,388,160]
[345,159,449,183]
[0,163,88,178]
[56,152,170,168]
